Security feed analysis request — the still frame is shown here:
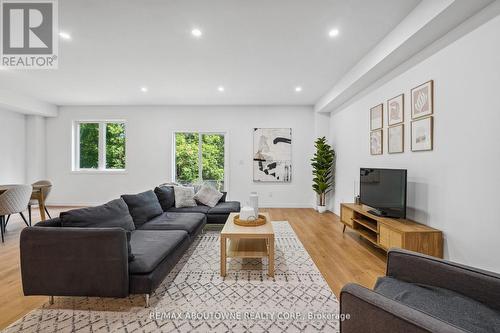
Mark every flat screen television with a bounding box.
[359,168,407,218]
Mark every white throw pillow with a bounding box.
[194,185,223,208]
[173,186,197,208]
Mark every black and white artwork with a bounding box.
[253,128,292,182]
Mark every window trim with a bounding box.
[72,120,127,173]
[172,131,229,191]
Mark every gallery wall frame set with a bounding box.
[370,79,434,154]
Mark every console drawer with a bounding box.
[379,224,403,249]
[341,206,354,227]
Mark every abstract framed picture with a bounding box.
[370,129,383,155]
[411,117,433,151]
[411,80,433,119]
[253,128,292,182]
[370,104,383,130]
[387,94,404,126]
[388,124,404,154]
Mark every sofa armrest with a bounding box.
[21,226,129,298]
[340,283,466,333]
[386,248,500,312]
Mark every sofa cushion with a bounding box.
[173,186,197,208]
[194,185,223,208]
[139,212,206,236]
[60,198,135,231]
[219,192,227,203]
[207,214,230,224]
[121,190,163,227]
[129,230,188,274]
[208,201,241,215]
[168,205,211,214]
[59,198,135,261]
[154,186,175,211]
[374,277,500,333]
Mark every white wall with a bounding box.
[329,15,500,272]
[0,108,26,184]
[46,106,315,207]
[25,115,47,183]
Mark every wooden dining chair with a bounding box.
[28,180,53,224]
[0,185,32,242]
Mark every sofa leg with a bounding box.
[144,294,150,308]
[49,296,54,305]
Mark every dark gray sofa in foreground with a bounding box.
[340,249,500,333]
[20,189,216,307]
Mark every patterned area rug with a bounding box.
[5,222,339,332]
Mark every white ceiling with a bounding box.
[0,0,420,106]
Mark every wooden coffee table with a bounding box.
[220,212,275,277]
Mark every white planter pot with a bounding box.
[317,205,327,213]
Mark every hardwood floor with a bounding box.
[0,207,387,330]
[261,208,387,295]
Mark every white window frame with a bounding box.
[172,131,229,191]
[72,120,127,173]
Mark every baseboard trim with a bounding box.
[259,203,316,209]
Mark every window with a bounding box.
[74,121,126,171]
[174,132,226,190]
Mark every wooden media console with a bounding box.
[340,203,443,258]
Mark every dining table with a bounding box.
[0,184,49,221]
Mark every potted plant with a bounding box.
[311,137,335,213]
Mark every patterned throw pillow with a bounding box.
[194,185,223,208]
[173,186,197,208]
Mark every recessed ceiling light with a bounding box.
[140,87,148,93]
[328,29,339,38]
[217,86,225,92]
[59,31,72,40]
[295,86,303,92]
[191,28,202,38]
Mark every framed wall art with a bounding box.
[388,124,404,154]
[387,94,404,125]
[253,128,292,182]
[370,129,383,155]
[411,117,433,151]
[370,104,383,130]
[411,80,433,119]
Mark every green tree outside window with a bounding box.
[106,123,126,169]
[79,123,99,169]
[78,122,126,170]
[175,132,225,190]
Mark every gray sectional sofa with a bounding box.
[20,187,240,307]
[340,249,500,333]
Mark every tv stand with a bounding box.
[340,203,443,258]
